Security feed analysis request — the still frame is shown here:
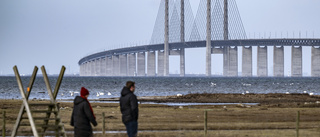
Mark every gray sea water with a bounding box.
[0,76,319,100]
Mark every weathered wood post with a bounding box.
[2,111,5,137]
[56,103,60,137]
[102,112,105,135]
[296,111,300,137]
[204,110,207,137]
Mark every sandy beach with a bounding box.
[1,93,320,137]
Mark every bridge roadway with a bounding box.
[79,38,320,64]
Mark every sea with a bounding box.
[0,76,319,100]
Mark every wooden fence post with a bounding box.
[2,111,5,137]
[102,112,105,135]
[296,111,300,137]
[204,110,207,137]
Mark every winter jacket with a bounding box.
[120,87,139,124]
[71,96,97,137]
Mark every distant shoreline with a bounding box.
[2,93,320,108]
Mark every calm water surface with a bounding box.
[0,76,319,100]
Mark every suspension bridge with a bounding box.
[78,0,320,77]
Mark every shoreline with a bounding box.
[1,93,320,137]
[2,93,320,107]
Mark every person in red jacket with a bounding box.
[71,87,97,137]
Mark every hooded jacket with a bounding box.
[71,96,97,137]
[120,87,139,124]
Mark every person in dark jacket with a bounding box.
[120,81,138,137]
[71,87,97,137]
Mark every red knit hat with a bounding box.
[80,87,89,96]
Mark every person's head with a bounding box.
[80,87,89,98]
[126,81,135,92]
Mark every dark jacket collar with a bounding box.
[121,87,132,96]
[74,96,86,105]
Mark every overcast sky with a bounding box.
[1,0,319,76]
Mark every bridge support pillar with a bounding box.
[93,61,97,76]
[120,54,127,76]
[212,46,223,54]
[291,46,302,77]
[92,61,96,76]
[223,47,238,76]
[87,62,91,76]
[100,59,104,76]
[82,63,86,76]
[242,46,252,77]
[96,59,100,76]
[273,46,284,77]
[112,55,120,76]
[90,61,93,76]
[86,61,90,76]
[106,57,112,76]
[98,59,102,76]
[84,62,89,76]
[88,62,91,76]
[90,61,94,76]
[81,63,84,76]
[229,46,238,76]
[312,46,320,77]
[137,52,146,76]
[99,59,103,76]
[100,58,104,76]
[91,61,95,76]
[80,64,83,76]
[101,58,106,76]
[158,51,164,76]
[148,51,156,76]
[128,53,136,76]
[257,46,268,77]
[223,47,229,76]
[206,0,212,77]
[87,62,90,76]
[180,49,185,77]
[96,59,101,76]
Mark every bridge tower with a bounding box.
[223,0,228,40]
[222,0,229,76]
[164,0,169,76]
[222,0,238,77]
[180,0,185,77]
[206,0,212,76]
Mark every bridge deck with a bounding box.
[79,39,320,65]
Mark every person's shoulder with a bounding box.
[129,93,137,99]
[79,100,89,105]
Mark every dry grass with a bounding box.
[1,99,320,137]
